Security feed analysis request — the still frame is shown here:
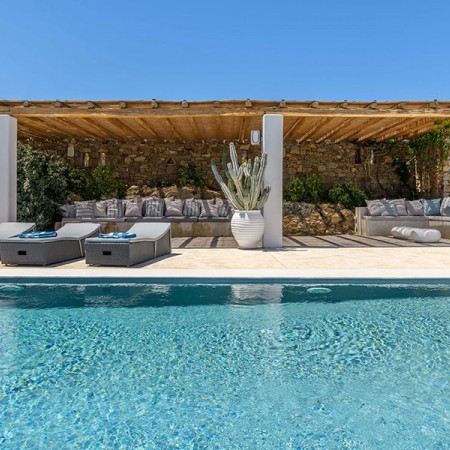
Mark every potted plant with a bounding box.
[211,143,270,249]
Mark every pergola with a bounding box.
[1,99,450,143]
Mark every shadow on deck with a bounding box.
[172,235,450,249]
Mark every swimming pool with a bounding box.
[1,281,450,448]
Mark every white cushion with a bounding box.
[391,226,441,243]
[411,228,441,243]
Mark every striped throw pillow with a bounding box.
[106,199,124,218]
[183,199,201,217]
[145,199,164,217]
[74,200,96,218]
[216,199,231,217]
[199,199,219,218]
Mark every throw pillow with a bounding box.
[60,204,76,218]
[123,198,143,217]
[164,198,184,216]
[106,199,124,218]
[405,199,424,216]
[423,198,441,216]
[95,200,108,218]
[74,200,96,219]
[387,198,407,216]
[441,197,450,216]
[216,199,232,217]
[145,198,164,217]
[379,201,398,216]
[366,199,385,216]
[199,199,219,217]
[183,199,201,217]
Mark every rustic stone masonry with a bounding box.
[28,138,415,199]
[283,202,354,235]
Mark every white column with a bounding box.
[262,114,283,248]
[0,115,17,222]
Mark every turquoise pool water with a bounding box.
[1,282,450,448]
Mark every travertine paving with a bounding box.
[1,235,450,279]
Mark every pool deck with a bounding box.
[1,235,450,281]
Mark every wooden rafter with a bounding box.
[47,117,105,140]
[78,118,123,140]
[297,117,329,142]
[215,116,222,141]
[356,118,412,142]
[284,117,305,140]
[162,118,183,140]
[20,117,79,139]
[239,116,249,142]
[188,117,201,141]
[134,118,162,140]
[315,118,353,143]
[334,119,376,143]
[107,118,144,140]
[378,118,437,140]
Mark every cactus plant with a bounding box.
[211,142,271,210]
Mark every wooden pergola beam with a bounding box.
[188,117,201,141]
[134,118,162,140]
[239,116,249,142]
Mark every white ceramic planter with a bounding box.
[231,210,265,249]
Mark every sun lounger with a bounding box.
[85,223,171,267]
[0,223,100,266]
[0,222,36,260]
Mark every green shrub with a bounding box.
[284,174,326,203]
[68,165,127,200]
[177,163,207,188]
[17,142,69,229]
[328,182,367,210]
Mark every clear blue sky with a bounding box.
[1,0,449,101]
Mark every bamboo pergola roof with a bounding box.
[2,99,450,143]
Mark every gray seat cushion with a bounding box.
[363,216,428,221]
[428,216,450,222]
[198,217,231,222]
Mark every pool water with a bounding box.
[1,282,450,448]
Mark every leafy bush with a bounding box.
[176,163,207,188]
[68,165,126,200]
[17,142,69,229]
[284,174,326,203]
[328,182,367,210]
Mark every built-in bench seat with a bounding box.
[355,207,450,238]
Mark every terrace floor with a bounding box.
[1,235,450,280]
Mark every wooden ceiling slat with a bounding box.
[79,118,123,140]
[162,118,183,140]
[379,118,437,140]
[356,118,412,142]
[297,117,330,142]
[239,116,249,142]
[315,118,353,143]
[284,117,305,140]
[20,117,79,139]
[47,117,106,140]
[134,118,163,140]
[106,118,144,140]
[334,119,376,143]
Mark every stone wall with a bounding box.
[283,202,355,235]
[27,138,413,198]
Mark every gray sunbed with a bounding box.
[0,223,100,266]
[0,222,36,260]
[85,223,171,267]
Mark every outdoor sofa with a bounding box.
[0,223,100,266]
[85,223,171,267]
[58,197,233,237]
[355,198,450,238]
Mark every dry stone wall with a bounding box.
[28,138,413,199]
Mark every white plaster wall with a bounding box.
[0,115,17,222]
[262,114,283,248]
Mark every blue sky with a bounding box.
[1,0,449,101]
